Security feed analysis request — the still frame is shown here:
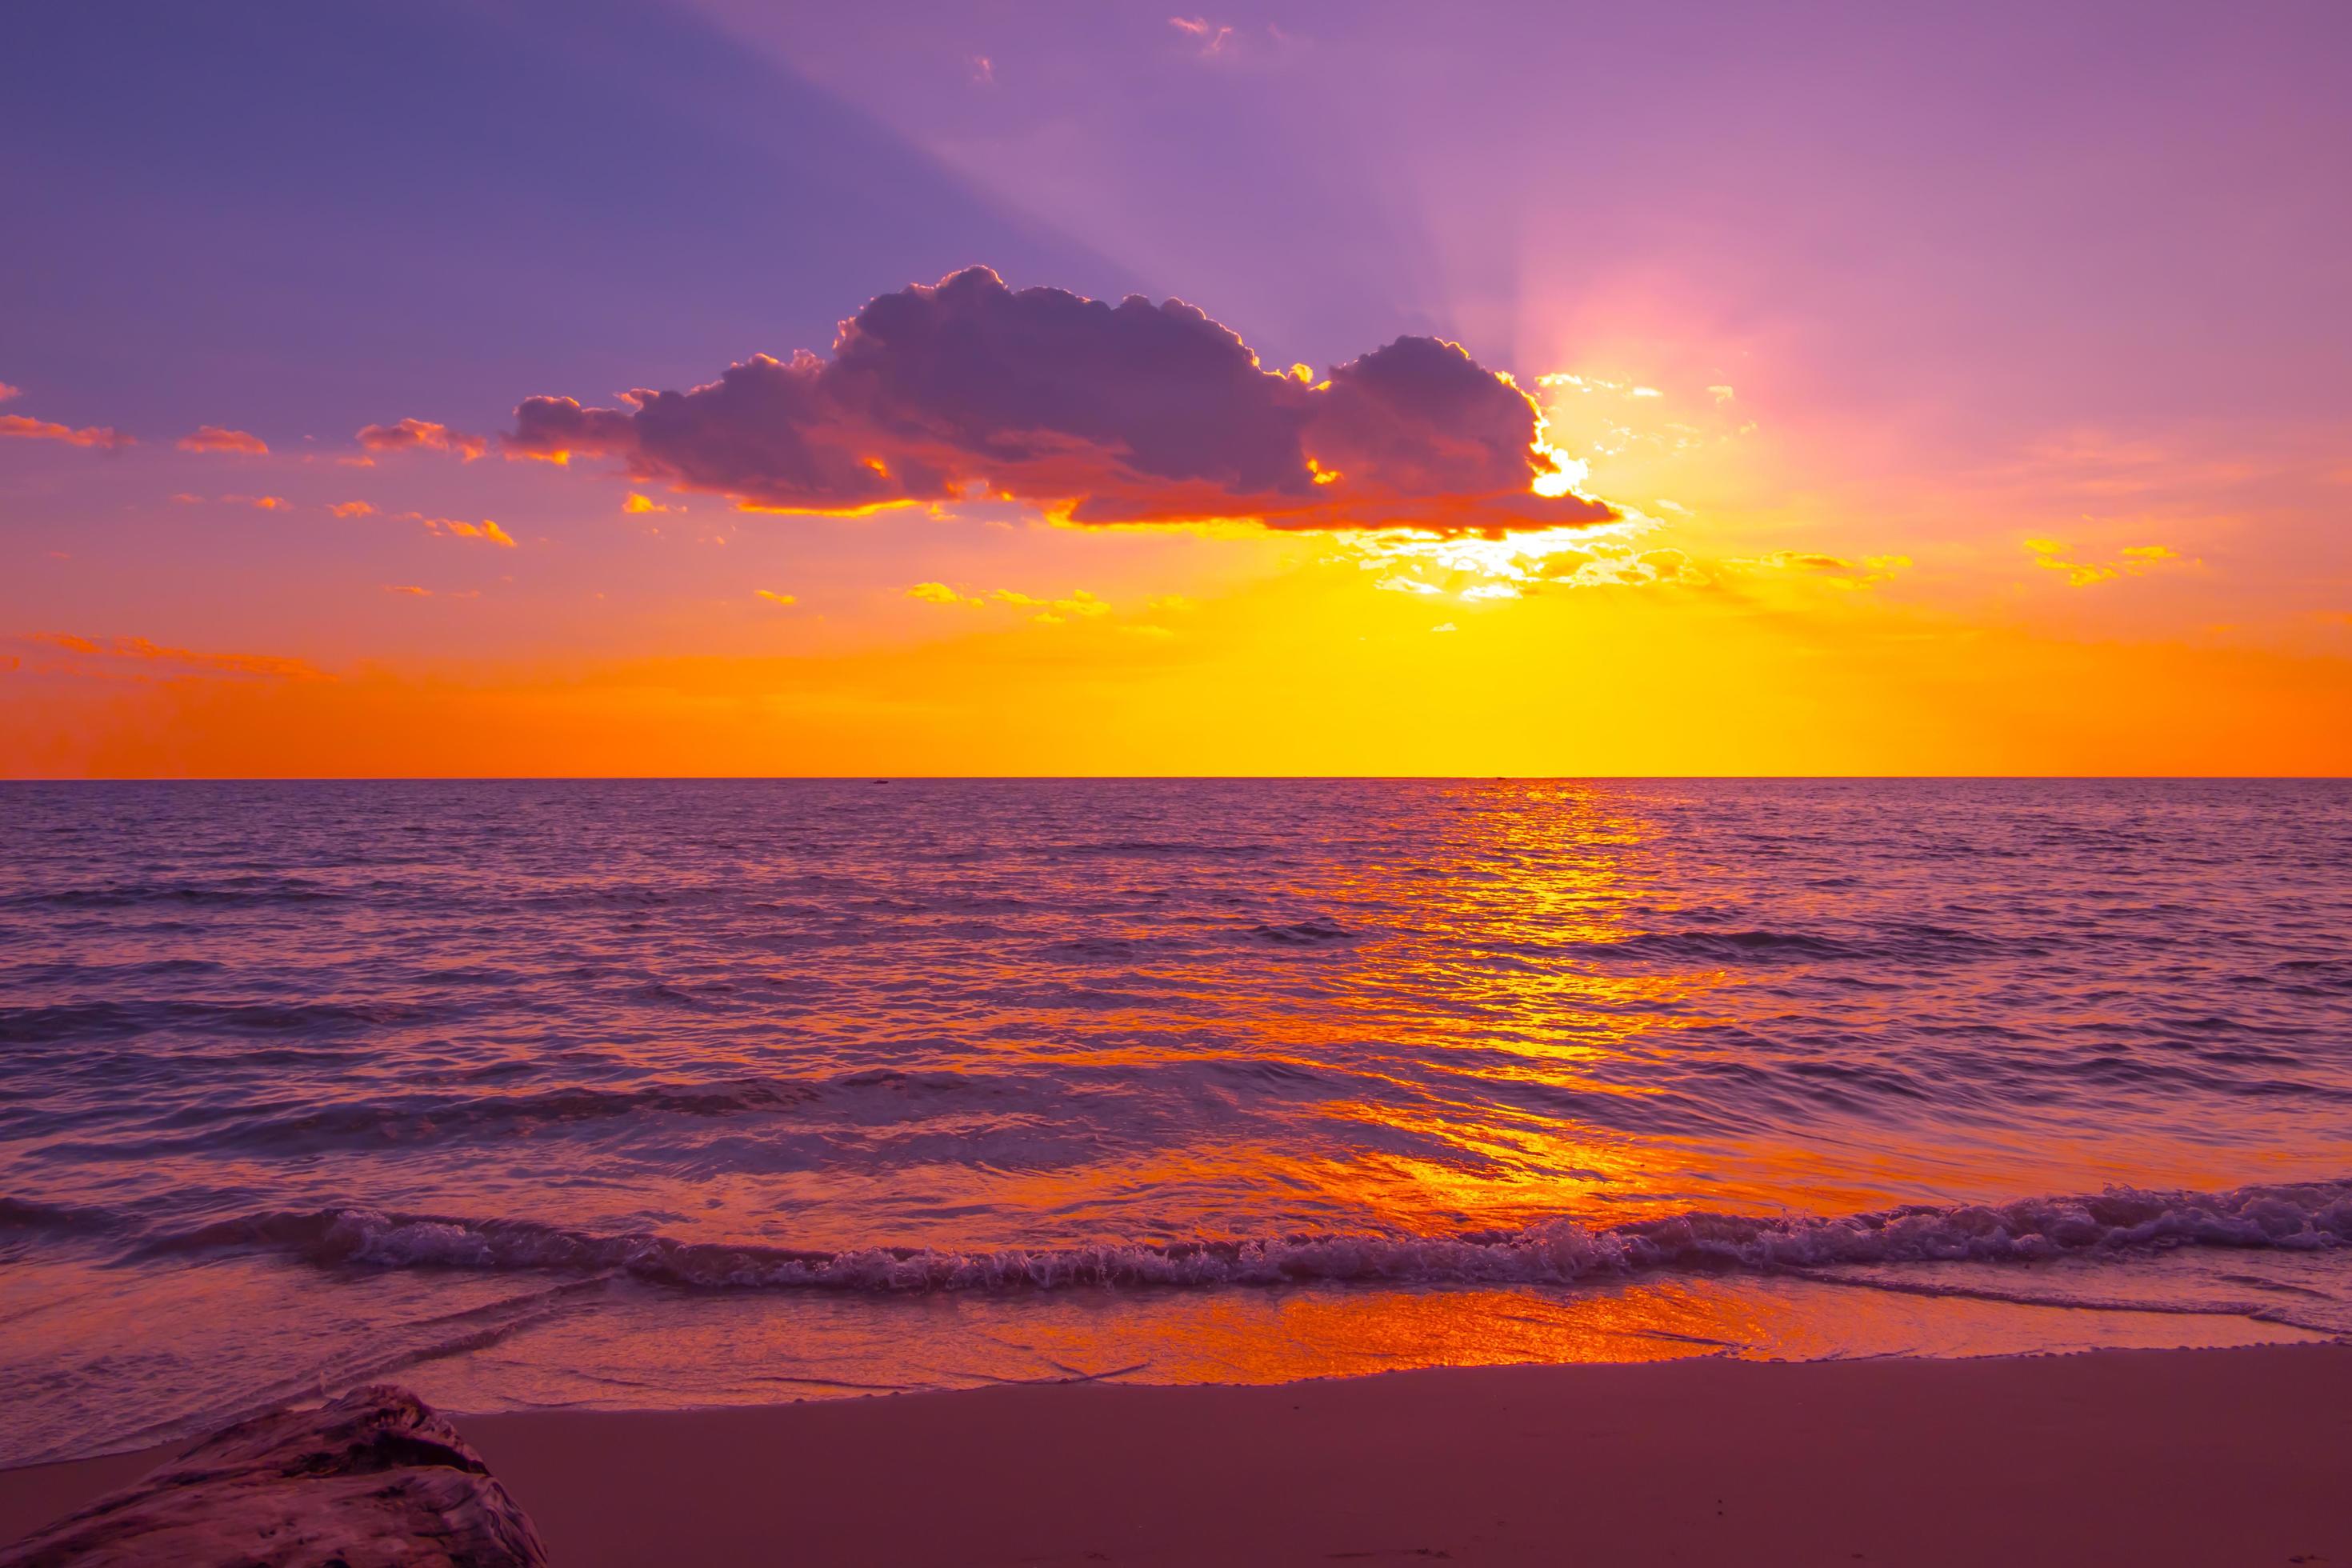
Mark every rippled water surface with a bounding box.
[3,779,2349,1464]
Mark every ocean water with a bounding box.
[2,778,2349,1466]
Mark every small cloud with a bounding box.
[357,418,487,461]
[412,514,517,547]
[1460,583,1518,601]
[0,382,21,402]
[224,494,291,510]
[1145,594,1193,613]
[907,581,978,606]
[1169,15,1234,53]
[622,493,673,514]
[1375,576,1443,595]
[2024,538,2193,587]
[170,492,206,505]
[330,501,376,518]
[384,584,434,596]
[754,589,798,606]
[1630,386,1662,399]
[1708,385,1736,403]
[1431,622,1458,633]
[178,425,268,456]
[1744,550,1910,587]
[996,586,1110,622]
[970,54,994,84]
[1,414,134,450]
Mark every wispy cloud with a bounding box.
[993,587,1110,625]
[0,414,133,450]
[1169,15,1234,54]
[2024,538,2196,587]
[18,633,324,682]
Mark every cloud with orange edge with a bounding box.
[178,426,268,455]
[1,414,133,450]
[404,512,516,547]
[504,268,1614,540]
[357,418,488,461]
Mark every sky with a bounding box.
[3,0,2348,776]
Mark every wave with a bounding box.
[4,876,346,910]
[115,1179,2352,1294]
[0,996,441,1045]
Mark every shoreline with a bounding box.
[7,1342,2348,1565]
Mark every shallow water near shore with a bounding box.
[3,778,2349,1466]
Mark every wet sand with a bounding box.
[6,1343,2348,1565]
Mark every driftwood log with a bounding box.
[0,1384,546,1567]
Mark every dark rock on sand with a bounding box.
[0,1384,547,1567]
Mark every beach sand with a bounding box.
[6,1342,2347,1565]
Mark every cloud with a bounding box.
[357,418,488,461]
[19,633,323,682]
[1744,550,1912,586]
[178,425,268,455]
[0,382,19,402]
[384,584,434,596]
[622,493,673,514]
[505,268,1614,539]
[2025,538,2194,587]
[330,501,376,518]
[224,494,291,510]
[970,54,993,85]
[907,581,979,606]
[1169,16,1234,53]
[1,414,133,450]
[754,589,798,606]
[407,514,517,547]
[994,587,1110,624]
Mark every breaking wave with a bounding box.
[120,1179,2352,1294]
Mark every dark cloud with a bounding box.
[505,268,1613,538]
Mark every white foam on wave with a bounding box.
[147,1178,2352,1294]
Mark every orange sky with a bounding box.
[7,6,2352,777]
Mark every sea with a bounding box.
[2,778,2348,1467]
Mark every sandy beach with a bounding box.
[6,1342,2346,1566]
